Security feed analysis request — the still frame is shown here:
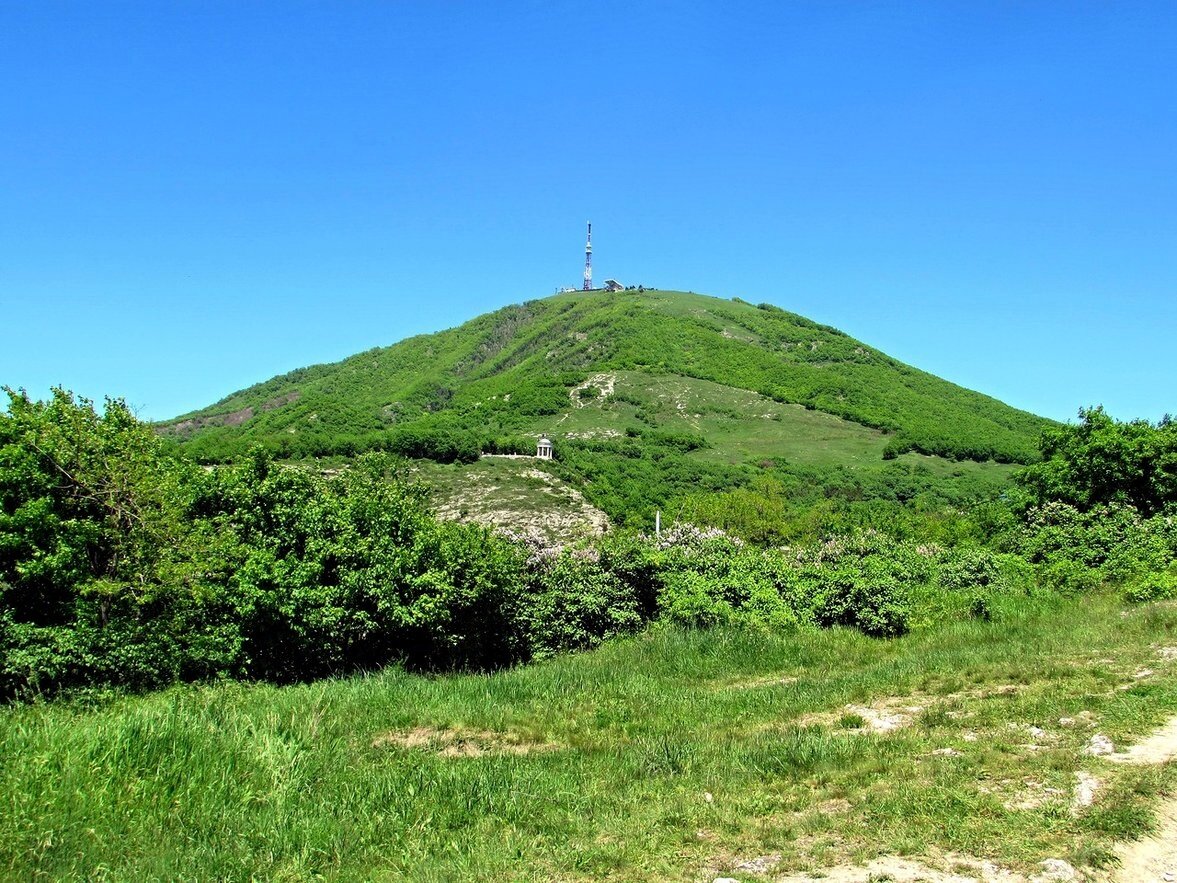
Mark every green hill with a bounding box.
[162,289,1053,526]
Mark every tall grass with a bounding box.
[3,594,1177,881]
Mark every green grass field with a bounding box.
[523,370,889,468]
[525,369,1018,481]
[4,595,1176,881]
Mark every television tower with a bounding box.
[583,222,593,290]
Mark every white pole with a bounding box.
[655,510,661,538]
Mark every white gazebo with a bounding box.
[536,437,553,459]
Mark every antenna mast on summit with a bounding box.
[583,222,593,290]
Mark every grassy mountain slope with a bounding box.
[165,289,1051,466]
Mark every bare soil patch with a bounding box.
[803,701,928,734]
[796,685,1023,735]
[1090,713,1177,881]
[570,372,616,405]
[371,726,561,758]
[431,464,609,542]
[1108,715,1177,764]
[715,674,800,691]
[1000,779,1067,812]
[1099,799,1177,882]
[771,851,1063,882]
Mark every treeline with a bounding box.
[1017,406,1177,516]
[179,417,538,466]
[0,389,936,698]
[3,390,1174,700]
[675,463,1009,548]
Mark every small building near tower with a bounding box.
[536,437,553,459]
[603,279,624,292]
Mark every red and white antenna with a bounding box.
[582,222,593,290]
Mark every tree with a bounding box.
[1016,406,1177,516]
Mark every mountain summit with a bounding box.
[164,289,1049,469]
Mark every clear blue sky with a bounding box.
[2,2,1174,423]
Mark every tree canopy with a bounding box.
[1016,407,1177,516]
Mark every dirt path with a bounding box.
[1100,713,1177,883]
[1108,716,1177,765]
[762,712,1177,883]
[1104,799,1177,882]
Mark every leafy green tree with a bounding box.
[1017,407,1177,516]
[0,388,240,696]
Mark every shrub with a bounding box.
[658,570,737,628]
[524,550,641,658]
[1122,568,1177,604]
[812,563,911,638]
[938,547,1020,593]
[1038,558,1102,595]
[1017,407,1177,516]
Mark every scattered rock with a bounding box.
[1030,858,1077,882]
[1084,734,1115,756]
[932,747,963,757]
[371,725,560,757]
[1059,711,1096,728]
[1134,667,1156,679]
[775,853,1023,881]
[735,853,781,873]
[704,791,714,803]
[1028,726,1047,739]
[1072,771,1100,812]
[1159,646,1177,661]
[800,701,925,734]
[433,463,609,543]
[569,372,616,405]
[713,878,740,883]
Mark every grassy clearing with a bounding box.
[3,595,1177,881]
[523,370,889,467]
[525,369,1015,483]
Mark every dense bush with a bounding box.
[0,376,950,698]
[0,389,540,696]
[1122,566,1177,604]
[1011,502,1177,589]
[519,545,642,658]
[597,525,920,638]
[674,466,1000,548]
[0,388,241,695]
[6,389,934,698]
[6,387,1173,700]
[1017,407,1177,516]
